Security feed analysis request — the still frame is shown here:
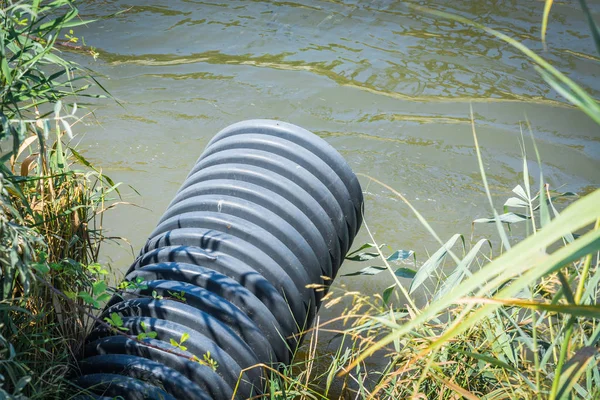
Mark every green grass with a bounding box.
[262,4,600,399]
[1,1,120,398]
[263,123,599,400]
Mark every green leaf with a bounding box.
[32,262,50,275]
[504,197,529,208]
[170,338,178,347]
[512,185,529,200]
[346,189,600,370]
[180,332,190,344]
[434,239,491,301]
[61,119,73,139]
[345,252,380,261]
[556,346,598,399]
[53,100,62,116]
[409,234,463,294]
[147,331,157,339]
[69,147,92,168]
[78,291,96,306]
[394,267,417,279]
[578,0,600,57]
[64,291,77,300]
[382,285,395,304]
[343,266,415,278]
[345,243,381,260]
[473,212,530,224]
[480,298,600,318]
[454,349,517,372]
[92,280,108,296]
[387,250,413,262]
[342,266,386,277]
[15,376,31,392]
[1,55,12,86]
[110,312,123,327]
[96,293,112,303]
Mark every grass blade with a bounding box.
[542,0,554,49]
[344,189,600,370]
[578,0,600,57]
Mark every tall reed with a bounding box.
[263,3,600,399]
[1,1,120,398]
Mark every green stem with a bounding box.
[550,318,574,399]
[531,292,542,399]
[549,218,599,399]
[574,218,600,304]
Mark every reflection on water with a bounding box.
[75,0,599,366]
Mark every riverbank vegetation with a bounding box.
[1,1,119,398]
[269,3,600,400]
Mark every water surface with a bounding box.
[74,0,599,374]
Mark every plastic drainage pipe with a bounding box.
[76,120,363,399]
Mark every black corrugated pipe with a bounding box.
[74,120,363,399]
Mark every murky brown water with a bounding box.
[74,0,599,368]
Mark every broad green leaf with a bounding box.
[382,285,395,304]
[78,291,96,307]
[110,312,123,327]
[32,262,50,275]
[345,243,383,260]
[181,332,190,343]
[92,280,107,296]
[96,293,112,303]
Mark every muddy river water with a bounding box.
[74,0,599,358]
